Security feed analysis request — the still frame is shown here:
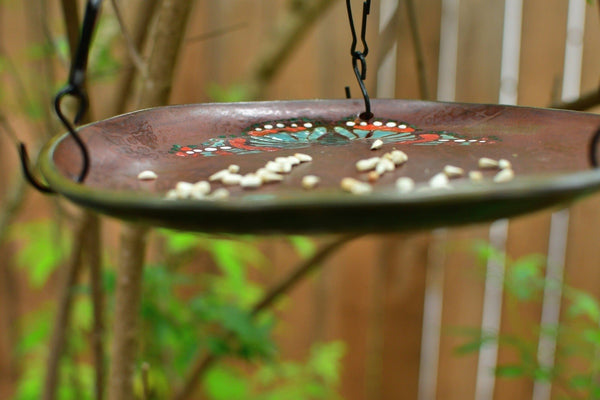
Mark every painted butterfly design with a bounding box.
[169,117,495,157]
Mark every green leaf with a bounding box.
[568,291,600,323]
[454,333,497,355]
[204,367,249,400]
[505,254,544,300]
[288,236,316,258]
[309,341,346,384]
[160,229,203,253]
[495,364,525,378]
[582,328,600,345]
[10,220,71,287]
[207,83,250,102]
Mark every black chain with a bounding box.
[345,0,373,120]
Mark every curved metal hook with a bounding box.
[19,0,101,194]
[54,87,91,183]
[19,143,55,194]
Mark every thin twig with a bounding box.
[83,212,104,400]
[550,88,600,111]
[173,233,362,400]
[186,22,248,43]
[60,0,80,61]
[110,0,159,115]
[405,0,430,100]
[110,0,147,76]
[42,213,92,400]
[142,362,151,400]
[244,0,339,100]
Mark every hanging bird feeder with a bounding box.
[19,0,600,233]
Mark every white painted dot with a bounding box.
[386,122,397,127]
[264,124,273,129]
[469,139,478,142]
[276,123,285,128]
[399,124,407,129]
[360,121,368,126]
[205,147,217,152]
[193,149,203,152]
[291,123,298,128]
[479,140,486,143]
[255,127,263,131]
[186,151,195,154]
[220,146,232,150]
[439,139,450,142]
[373,121,383,127]
[346,121,356,127]
[454,139,465,143]
[304,122,313,128]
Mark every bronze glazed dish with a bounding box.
[39,99,600,233]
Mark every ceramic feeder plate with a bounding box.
[39,99,600,233]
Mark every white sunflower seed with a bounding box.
[302,175,320,189]
[137,170,158,180]
[493,168,514,183]
[395,177,415,193]
[375,158,395,175]
[498,159,512,170]
[371,139,384,150]
[207,188,230,200]
[429,173,450,188]
[192,181,211,196]
[341,177,372,195]
[444,165,464,178]
[209,169,230,182]
[478,157,499,169]
[469,171,484,182]
[228,164,240,173]
[294,153,312,162]
[165,189,178,200]
[356,157,380,171]
[257,169,284,183]
[221,173,243,185]
[286,156,301,165]
[175,181,194,198]
[240,174,262,188]
[384,150,408,165]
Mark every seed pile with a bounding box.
[159,134,516,200]
[165,153,314,200]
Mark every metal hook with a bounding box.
[345,0,373,120]
[19,0,102,193]
[54,87,91,183]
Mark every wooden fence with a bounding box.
[2,0,600,399]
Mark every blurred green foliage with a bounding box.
[455,241,600,399]
[9,222,345,399]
